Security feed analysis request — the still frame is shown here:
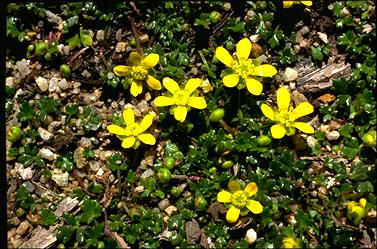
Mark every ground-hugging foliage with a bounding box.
[5,1,376,248]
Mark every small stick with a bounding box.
[69,46,90,65]
[331,215,359,231]
[128,16,142,54]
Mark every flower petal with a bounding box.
[271,124,286,139]
[245,182,258,197]
[154,96,174,107]
[121,136,136,149]
[245,77,263,95]
[163,77,180,94]
[226,206,240,223]
[187,97,207,109]
[236,38,252,59]
[141,53,159,69]
[215,46,234,67]
[123,108,135,126]
[107,125,128,135]
[252,64,277,77]
[228,181,241,192]
[146,75,161,90]
[130,80,143,97]
[301,1,313,6]
[246,200,263,214]
[292,122,314,134]
[261,104,275,121]
[174,106,188,122]
[217,191,232,203]
[113,65,131,76]
[127,52,141,66]
[292,102,314,119]
[137,133,156,145]
[184,78,202,94]
[283,1,294,8]
[140,113,154,132]
[277,87,290,112]
[223,74,240,87]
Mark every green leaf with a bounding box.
[40,208,57,227]
[311,46,324,61]
[356,181,374,193]
[57,225,76,244]
[17,101,36,122]
[268,34,279,48]
[80,199,103,224]
[342,146,359,161]
[55,156,74,172]
[339,124,353,138]
[66,33,82,49]
[80,30,93,46]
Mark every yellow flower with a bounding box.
[153,77,207,122]
[217,180,263,223]
[260,87,314,139]
[347,198,367,225]
[283,1,312,8]
[113,52,161,97]
[107,108,156,149]
[281,236,301,248]
[215,38,277,95]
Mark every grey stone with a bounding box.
[96,30,105,41]
[35,76,49,92]
[22,181,35,193]
[45,10,62,24]
[140,169,155,180]
[51,169,69,187]
[158,199,170,211]
[40,148,56,161]
[89,161,100,172]
[79,137,93,148]
[38,127,54,142]
[58,79,69,90]
[15,60,31,79]
[49,78,59,92]
[282,67,298,82]
[74,147,87,169]
[327,131,340,141]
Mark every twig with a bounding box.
[69,46,90,65]
[129,1,141,16]
[212,10,234,37]
[128,16,142,54]
[331,215,360,231]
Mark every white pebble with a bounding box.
[39,148,56,161]
[282,67,298,82]
[35,76,49,92]
[51,169,69,187]
[327,131,340,141]
[58,79,69,90]
[245,228,257,245]
[38,127,54,141]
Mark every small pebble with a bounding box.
[115,42,127,53]
[96,30,105,41]
[58,79,69,90]
[245,228,257,245]
[89,161,100,172]
[164,205,178,216]
[158,199,170,211]
[16,220,30,236]
[49,77,60,92]
[81,70,91,78]
[318,32,328,43]
[282,67,298,82]
[6,77,14,87]
[79,137,93,148]
[327,131,340,141]
[135,185,144,193]
[22,181,35,193]
[140,169,155,180]
[222,2,231,11]
[300,26,310,35]
[63,45,70,56]
[35,76,49,92]
[306,136,317,149]
[38,127,54,142]
[249,34,260,43]
[40,148,56,161]
[8,217,21,226]
[51,169,69,187]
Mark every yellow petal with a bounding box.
[245,182,258,197]
[174,106,188,122]
[252,64,277,77]
[215,46,234,67]
[140,113,154,132]
[137,133,156,145]
[127,51,141,66]
[146,75,161,90]
[123,108,135,126]
[228,181,241,192]
[246,200,263,214]
[277,87,290,112]
[292,102,314,119]
[217,191,232,203]
[121,136,136,149]
[130,80,143,97]
[141,53,159,69]
[283,1,294,8]
[292,122,314,134]
[261,104,275,121]
[113,65,131,76]
[271,124,286,139]
[187,97,207,109]
[223,74,240,87]
[107,125,128,135]
[245,77,263,95]
[236,38,252,59]
[163,77,180,94]
[184,78,202,94]
[359,198,367,208]
[301,1,312,6]
[226,206,240,223]
[154,96,174,107]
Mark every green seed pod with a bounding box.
[157,168,172,183]
[209,108,225,122]
[257,135,271,146]
[7,126,22,142]
[362,131,376,147]
[109,78,118,88]
[221,160,234,169]
[194,196,208,209]
[16,208,25,217]
[163,156,175,170]
[209,167,217,174]
[44,52,52,60]
[171,186,182,197]
[225,41,234,51]
[27,44,35,52]
[35,42,48,56]
[97,241,105,248]
[59,64,71,78]
[129,37,136,46]
[209,11,222,23]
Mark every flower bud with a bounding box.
[257,135,271,146]
[209,11,222,23]
[7,126,22,142]
[157,168,172,183]
[245,228,257,244]
[209,108,225,122]
[281,237,301,248]
[362,131,376,147]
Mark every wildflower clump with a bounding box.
[154,77,207,122]
[215,38,277,95]
[283,1,312,8]
[260,87,314,139]
[107,108,156,149]
[217,180,263,223]
[113,51,161,97]
[347,198,368,225]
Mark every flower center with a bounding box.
[231,58,254,78]
[274,107,295,126]
[231,190,248,208]
[173,90,190,105]
[125,123,141,136]
[131,66,148,80]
